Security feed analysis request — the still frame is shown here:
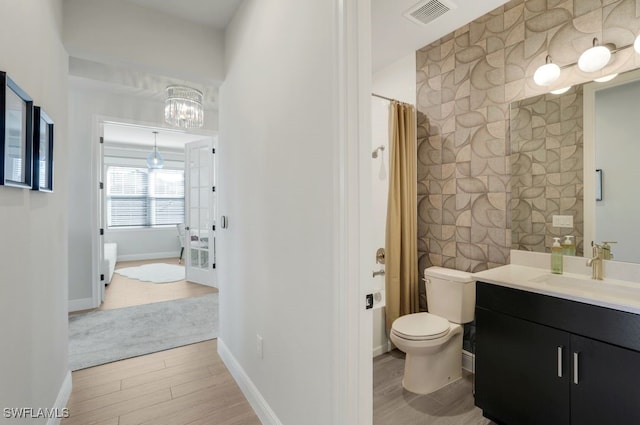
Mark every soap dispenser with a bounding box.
[562,235,576,256]
[551,237,563,274]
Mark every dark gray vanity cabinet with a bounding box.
[475,282,640,425]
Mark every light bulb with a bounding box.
[635,35,640,53]
[533,62,561,86]
[578,45,611,73]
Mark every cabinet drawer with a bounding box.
[476,282,640,352]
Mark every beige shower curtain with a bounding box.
[385,101,418,331]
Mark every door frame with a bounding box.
[334,0,373,423]
[89,115,216,309]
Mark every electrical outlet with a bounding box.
[256,334,263,359]
[552,215,574,228]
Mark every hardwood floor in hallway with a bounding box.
[62,340,260,425]
[64,258,244,424]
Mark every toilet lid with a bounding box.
[392,313,450,341]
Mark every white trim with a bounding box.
[372,341,392,357]
[46,371,72,425]
[462,350,475,373]
[90,114,217,312]
[68,297,97,313]
[333,0,373,424]
[116,252,178,262]
[217,338,282,425]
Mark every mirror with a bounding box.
[510,68,640,263]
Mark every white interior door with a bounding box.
[185,139,216,287]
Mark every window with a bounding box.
[106,166,184,228]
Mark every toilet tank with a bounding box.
[424,266,475,324]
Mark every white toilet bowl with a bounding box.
[389,267,475,395]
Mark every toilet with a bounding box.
[389,266,476,394]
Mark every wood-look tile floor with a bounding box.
[63,259,253,424]
[374,350,498,425]
[101,258,217,311]
[62,340,261,425]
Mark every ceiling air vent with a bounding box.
[403,0,458,26]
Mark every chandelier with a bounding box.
[164,85,204,128]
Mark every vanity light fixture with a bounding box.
[594,73,619,83]
[550,86,571,95]
[533,56,561,86]
[578,38,611,73]
[534,33,640,90]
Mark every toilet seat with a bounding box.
[392,312,450,341]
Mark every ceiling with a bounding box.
[371,0,509,71]
[86,0,511,147]
[121,0,510,73]
[126,0,244,29]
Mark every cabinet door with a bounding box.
[571,335,640,425]
[475,308,571,425]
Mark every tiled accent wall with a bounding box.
[416,0,640,280]
[511,86,584,256]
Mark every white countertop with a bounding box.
[473,264,640,315]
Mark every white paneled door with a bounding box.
[185,138,216,287]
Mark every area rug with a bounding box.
[68,294,218,371]
[115,263,185,283]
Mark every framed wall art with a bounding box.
[32,106,54,192]
[0,71,33,188]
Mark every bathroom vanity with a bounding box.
[473,262,640,425]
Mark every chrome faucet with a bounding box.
[586,243,604,280]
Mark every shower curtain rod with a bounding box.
[371,93,411,105]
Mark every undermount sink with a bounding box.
[529,273,640,299]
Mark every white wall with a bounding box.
[219,1,345,423]
[106,228,181,261]
[594,79,640,263]
[370,53,416,356]
[63,0,225,84]
[0,0,71,418]
[67,80,217,304]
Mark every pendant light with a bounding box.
[146,131,164,169]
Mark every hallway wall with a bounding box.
[0,0,71,415]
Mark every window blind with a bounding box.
[106,166,184,228]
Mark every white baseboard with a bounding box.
[68,297,96,313]
[46,370,72,425]
[218,338,282,425]
[372,340,392,357]
[462,350,475,373]
[117,251,178,262]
